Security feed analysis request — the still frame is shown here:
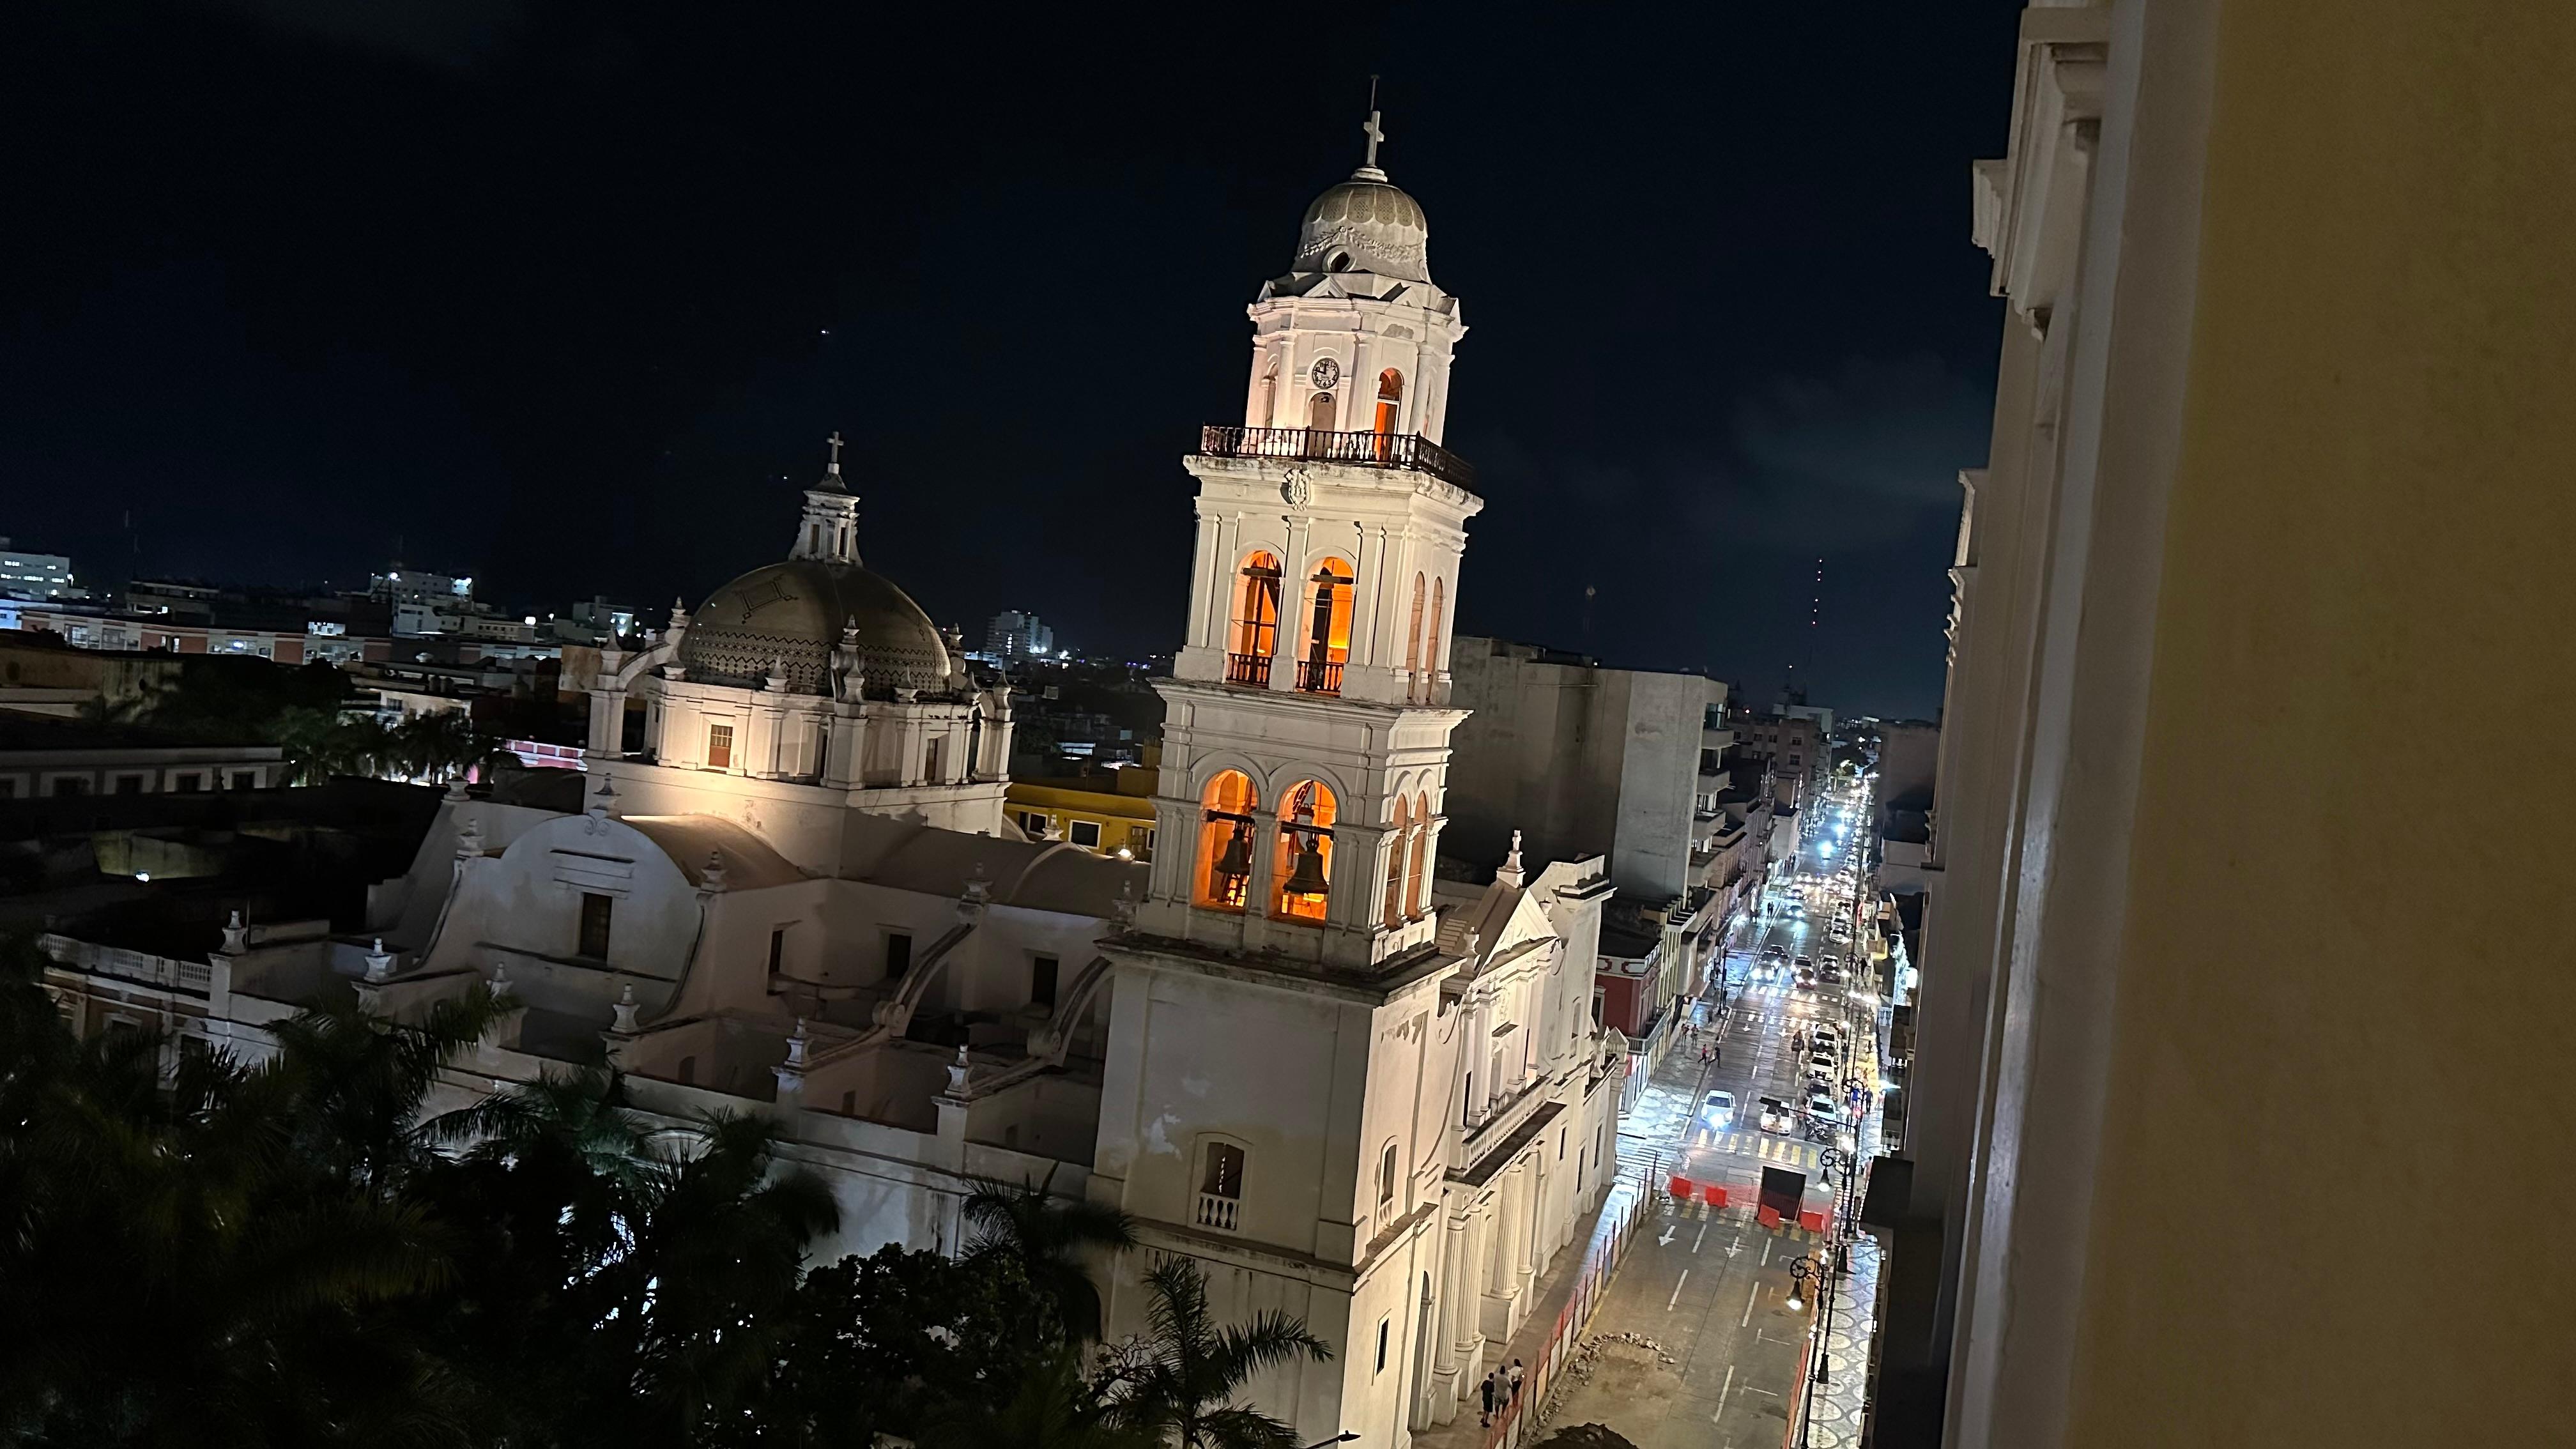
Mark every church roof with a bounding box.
[622,814,804,889]
[677,557,950,696]
[1292,172,1432,284]
[865,829,1147,917]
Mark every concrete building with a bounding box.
[1875,6,2576,1447]
[1006,761,1160,859]
[0,714,284,799]
[0,539,80,602]
[983,609,1056,660]
[1729,700,1823,805]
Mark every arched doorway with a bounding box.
[1308,390,1338,433]
[1229,551,1282,686]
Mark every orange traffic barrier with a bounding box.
[1702,1184,1729,1208]
[1668,1174,1695,1200]
[1758,1205,1782,1228]
[1799,1208,1828,1233]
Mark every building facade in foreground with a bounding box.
[33,116,1623,1448]
[1879,4,2576,1446]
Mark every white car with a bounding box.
[1702,1089,1736,1127]
[1758,1096,1795,1134]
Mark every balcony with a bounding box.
[1225,652,1273,687]
[1195,1192,1241,1232]
[1294,658,1344,695]
[1198,425,1477,491]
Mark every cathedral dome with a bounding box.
[677,558,950,696]
[1292,171,1431,284]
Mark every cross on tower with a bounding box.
[825,431,846,470]
[1360,73,1386,171]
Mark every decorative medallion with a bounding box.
[1282,469,1313,507]
[1308,356,1342,392]
[732,578,796,618]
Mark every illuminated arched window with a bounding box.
[1381,795,1411,927]
[1309,391,1338,433]
[1374,369,1404,434]
[1403,791,1430,919]
[1273,779,1337,923]
[1195,771,1259,910]
[1298,557,1354,695]
[1229,552,1281,686]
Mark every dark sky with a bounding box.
[3,1,2020,719]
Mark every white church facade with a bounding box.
[31,111,1628,1446]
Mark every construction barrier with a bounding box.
[1476,1158,1659,1449]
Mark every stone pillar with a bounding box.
[1478,1182,1519,1342]
[1269,516,1311,691]
[1431,1208,1473,1413]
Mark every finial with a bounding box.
[612,982,640,1034]
[825,430,845,473]
[1358,75,1387,177]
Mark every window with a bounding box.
[923,737,943,782]
[1374,367,1404,434]
[1462,1075,1476,1126]
[1031,955,1059,1008]
[1068,818,1102,849]
[1404,572,1426,680]
[706,721,734,770]
[1195,771,1258,910]
[173,772,202,793]
[1379,1140,1400,1208]
[1229,552,1282,683]
[1404,792,1430,918]
[578,892,614,958]
[1382,797,1411,926]
[229,769,257,790]
[1308,390,1338,431]
[1424,577,1444,675]
[767,928,786,976]
[113,774,146,795]
[1296,558,1354,694]
[1272,779,1337,923]
[1197,1140,1246,1231]
[1134,825,1156,862]
[885,932,913,977]
[52,776,89,797]
[1019,810,1052,838]
[1559,1127,1568,1161]
[1376,1317,1391,1375]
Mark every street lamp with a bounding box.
[1785,1254,1816,1311]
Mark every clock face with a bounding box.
[1282,470,1313,506]
[1309,356,1342,392]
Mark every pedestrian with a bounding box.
[1508,1359,1526,1402]
[1480,1368,1498,1426]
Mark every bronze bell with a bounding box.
[1211,822,1254,886]
[1280,834,1331,901]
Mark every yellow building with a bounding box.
[1005,761,1158,860]
[1886,5,2576,1447]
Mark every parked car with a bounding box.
[1703,1089,1736,1127]
[1758,1096,1795,1134]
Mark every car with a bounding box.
[1762,943,1788,960]
[1701,1090,1736,1127]
[1807,1094,1840,1122]
[1806,1052,1839,1075]
[1757,1096,1794,1133]
[1793,954,1815,970]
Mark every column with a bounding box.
[1431,1208,1471,1413]
[1269,516,1310,691]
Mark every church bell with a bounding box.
[1280,833,1331,901]
[1210,822,1254,894]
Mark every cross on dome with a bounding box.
[1357,75,1388,180]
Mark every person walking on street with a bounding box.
[1508,1359,1526,1404]
[1480,1368,1498,1426]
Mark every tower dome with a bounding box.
[1292,172,1431,283]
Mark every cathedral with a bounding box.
[45,109,1629,1445]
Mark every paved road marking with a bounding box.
[1726,1233,1744,1258]
[1714,1363,1736,1423]
[1659,1224,1677,1246]
[1692,1223,1708,1254]
[1667,1269,1690,1312]
[1741,1282,1760,1327]
[1763,1238,1774,1266]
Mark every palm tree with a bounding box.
[914,1347,1157,1449]
[263,983,515,1198]
[961,1167,1138,1343]
[1101,1256,1333,1449]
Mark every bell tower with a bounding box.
[1134,103,1480,973]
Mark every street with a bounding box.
[1557,777,1883,1448]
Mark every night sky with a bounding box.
[4,1,2021,718]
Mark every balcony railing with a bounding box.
[1198,425,1476,490]
[1225,652,1273,687]
[1294,659,1344,695]
[1195,1192,1241,1232]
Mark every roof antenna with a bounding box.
[1358,74,1387,180]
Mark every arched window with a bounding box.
[1298,557,1354,694]
[1258,362,1280,429]
[1381,795,1411,927]
[1404,572,1427,694]
[1229,552,1282,686]
[1195,771,1259,910]
[1308,391,1338,433]
[1374,368,1405,434]
[1197,1139,1246,1232]
[1403,790,1430,919]
[1424,577,1446,680]
[1273,778,1337,923]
